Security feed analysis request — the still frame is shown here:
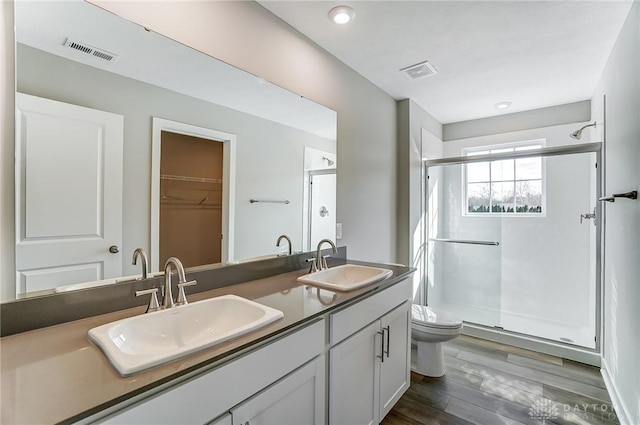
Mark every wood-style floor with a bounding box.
[382,335,619,425]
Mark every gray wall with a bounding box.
[443,101,591,141]
[90,0,399,264]
[592,3,640,423]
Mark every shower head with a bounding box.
[570,122,597,140]
[322,156,335,166]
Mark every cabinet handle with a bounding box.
[384,326,390,359]
[377,330,385,363]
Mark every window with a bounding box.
[464,142,544,215]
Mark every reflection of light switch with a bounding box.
[336,223,343,240]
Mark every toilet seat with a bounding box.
[411,305,462,330]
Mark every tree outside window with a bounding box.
[464,143,544,215]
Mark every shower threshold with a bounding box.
[432,302,595,349]
[461,322,600,366]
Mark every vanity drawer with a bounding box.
[329,278,411,345]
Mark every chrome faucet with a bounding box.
[315,239,337,271]
[162,257,197,309]
[135,256,196,313]
[276,234,292,255]
[132,248,149,280]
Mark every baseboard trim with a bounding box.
[601,359,633,425]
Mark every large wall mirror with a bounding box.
[7,0,337,301]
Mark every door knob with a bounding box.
[108,245,120,254]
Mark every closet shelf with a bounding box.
[160,174,222,184]
[160,203,221,210]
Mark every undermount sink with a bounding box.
[296,264,393,292]
[88,295,284,376]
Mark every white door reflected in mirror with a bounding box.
[15,93,124,296]
[303,147,337,252]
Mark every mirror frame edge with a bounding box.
[1,0,16,303]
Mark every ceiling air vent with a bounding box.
[64,39,118,62]
[400,61,437,80]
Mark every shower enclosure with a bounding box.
[424,143,601,358]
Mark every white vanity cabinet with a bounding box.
[328,278,412,424]
[93,320,324,425]
[329,321,380,425]
[230,356,325,425]
[378,303,411,419]
[84,276,412,425]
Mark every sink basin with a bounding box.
[88,295,284,376]
[296,264,393,292]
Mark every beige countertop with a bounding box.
[1,263,413,425]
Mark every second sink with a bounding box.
[297,264,393,292]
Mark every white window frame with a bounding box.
[462,139,547,217]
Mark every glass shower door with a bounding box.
[426,147,599,349]
[426,162,504,329]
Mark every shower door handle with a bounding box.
[429,238,500,246]
[598,190,638,202]
[580,208,596,225]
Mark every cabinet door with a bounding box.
[379,302,411,421]
[329,321,381,425]
[231,356,325,425]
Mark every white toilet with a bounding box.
[411,304,462,377]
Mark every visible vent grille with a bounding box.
[92,50,115,61]
[400,61,437,80]
[68,41,92,54]
[64,39,118,62]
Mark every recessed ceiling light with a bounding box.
[328,6,356,24]
[494,101,512,110]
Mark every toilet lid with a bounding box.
[411,304,462,329]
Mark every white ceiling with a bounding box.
[259,1,634,124]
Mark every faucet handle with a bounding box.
[306,257,318,273]
[321,255,332,270]
[176,280,197,306]
[136,288,160,313]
